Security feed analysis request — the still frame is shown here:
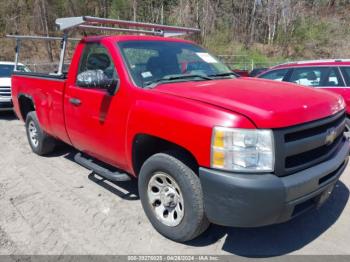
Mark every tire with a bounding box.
[345,117,350,146]
[138,152,209,242]
[25,111,56,156]
[345,117,350,134]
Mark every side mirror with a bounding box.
[76,69,119,96]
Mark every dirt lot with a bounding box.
[0,111,350,257]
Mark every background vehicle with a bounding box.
[257,60,350,129]
[232,69,249,77]
[249,67,268,77]
[0,61,30,111]
[9,17,349,242]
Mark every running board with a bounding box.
[74,153,131,182]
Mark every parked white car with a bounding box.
[0,61,30,111]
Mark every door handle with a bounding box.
[69,98,81,106]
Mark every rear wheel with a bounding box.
[25,111,56,155]
[138,152,209,242]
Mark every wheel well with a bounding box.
[18,95,35,120]
[132,134,199,176]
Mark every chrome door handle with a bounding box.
[69,98,81,106]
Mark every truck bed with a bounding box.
[11,72,71,144]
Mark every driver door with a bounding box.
[64,42,123,166]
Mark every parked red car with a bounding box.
[9,17,350,242]
[232,69,249,77]
[257,59,350,129]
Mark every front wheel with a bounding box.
[138,152,209,242]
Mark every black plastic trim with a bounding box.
[274,110,346,176]
[74,152,131,182]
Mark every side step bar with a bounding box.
[74,152,131,182]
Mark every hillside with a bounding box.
[1,0,350,70]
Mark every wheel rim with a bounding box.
[28,121,39,147]
[147,172,184,227]
[344,124,350,141]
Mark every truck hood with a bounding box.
[0,78,11,87]
[153,78,344,128]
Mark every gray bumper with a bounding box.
[199,138,349,227]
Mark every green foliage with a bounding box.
[291,18,331,56]
[110,0,130,19]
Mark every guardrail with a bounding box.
[217,55,287,71]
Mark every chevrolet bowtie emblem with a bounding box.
[325,128,337,146]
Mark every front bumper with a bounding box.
[199,137,349,227]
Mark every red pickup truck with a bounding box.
[10,17,349,242]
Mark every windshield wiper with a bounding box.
[144,74,213,88]
[209,72,239,78]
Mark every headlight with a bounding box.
[211,127,275,172]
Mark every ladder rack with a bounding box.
[6,34,80,74]
[7,16,200,76]
[55,16,200,37]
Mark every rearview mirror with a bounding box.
[76,69,119,96]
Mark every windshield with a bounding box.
[0,64,30,77]
[118,41,234,87]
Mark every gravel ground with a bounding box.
[0,111,350,257]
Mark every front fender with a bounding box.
[125,92,255,172]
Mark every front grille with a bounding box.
[0,86,11,97]
[274,111,346,176]
[285,135,343,168]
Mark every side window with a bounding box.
[340,67,350,86]
[77,43,118,87]
[259,69,288,81]
[290,67,343,87]
[325,68,341,87]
